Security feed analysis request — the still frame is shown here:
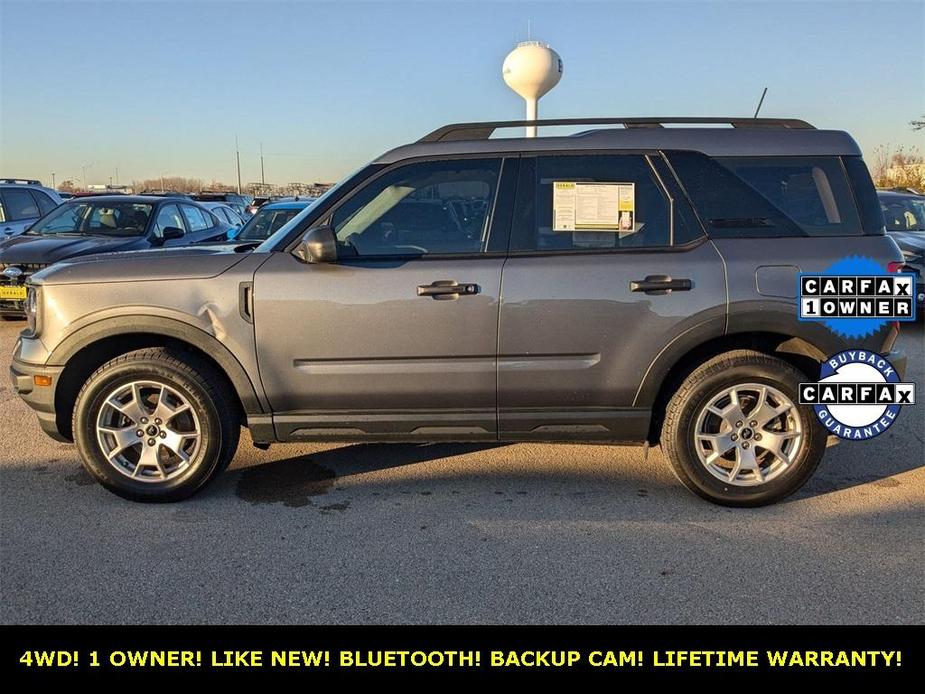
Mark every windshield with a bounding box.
[29,201,153,237]
[237,207,305,241]
[882,197,925,232]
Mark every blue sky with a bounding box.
[1,0,922,188]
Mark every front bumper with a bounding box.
[10,356,67,442]
[0,282,29,316]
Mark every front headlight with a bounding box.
[25,285,40,335]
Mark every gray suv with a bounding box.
[9,117,907,506]
[0,179,62,238]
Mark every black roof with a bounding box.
[375,117,863,164]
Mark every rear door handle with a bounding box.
[630,275,693,294]
[417,280,480,300]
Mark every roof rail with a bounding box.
[0,178,43,185]
[419,117,815,143]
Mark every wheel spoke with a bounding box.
[737,445,763,481]
[134,443,166,478]
[108,384,148,425]
[721,389,748,429]
[152,385,191,425]
[698,432,736,459]
[99,425,140,459]
[753,398,793,429]
[160,428,198,459]
[758,431,798,465]
[726,459,742,482]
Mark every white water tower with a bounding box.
[502,40,563,137]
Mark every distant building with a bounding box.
[87,184,134,194]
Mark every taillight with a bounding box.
[887,261,905,273]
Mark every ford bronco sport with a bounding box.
[10,117,907,505]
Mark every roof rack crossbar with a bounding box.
[0,178,43,185]
[419,117,815,142]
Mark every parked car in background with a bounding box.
[193,191,249,219]
[229,198,315,241]
[0,195,231,317]
[879,188,925,310]
[199,201,245,233]
[245,196,269,216]
[0,179,63,238]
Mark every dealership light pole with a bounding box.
[81,162,94,191]
[235,135,242,194]
[51,172,55,189]
[260,142,265,185]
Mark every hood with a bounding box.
[27,244,255,285]
[0,233,145,265]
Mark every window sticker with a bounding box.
[553,181,635,232]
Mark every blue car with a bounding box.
[227,198,315,241]
[0,195,232,317]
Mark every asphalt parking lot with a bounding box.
[0,320,922,625]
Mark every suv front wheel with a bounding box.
[72,347,240,502]
[661,350,826,507]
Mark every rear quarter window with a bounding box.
[717,156,862,236]
[667,151,868,237]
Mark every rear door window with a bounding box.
[154,204,186,235]
[31,190,58,215]
[0,189,40,220]
[510,154,695,251]
[181,204,210,232]
[715,156,862,236]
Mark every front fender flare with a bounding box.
[47,314,266,414]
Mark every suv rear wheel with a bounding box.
[72,348,239,502]
[661,350,826,507]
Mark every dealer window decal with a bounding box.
[552,181,635,232]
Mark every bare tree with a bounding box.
[871,145,925,189]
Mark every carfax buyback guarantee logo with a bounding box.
[799,350,914,440]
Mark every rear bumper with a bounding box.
[9,356,68,442]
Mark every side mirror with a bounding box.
[151,226,184,245]
[294,225,337,263]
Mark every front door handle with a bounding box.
[630,275,693,294]
[417,280,480,300]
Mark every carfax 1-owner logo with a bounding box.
[799,350,915,440]
[798,256,916,338]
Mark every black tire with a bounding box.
[72,347,240,502]
[660,349,826,507]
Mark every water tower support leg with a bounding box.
[526,98,538,138]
